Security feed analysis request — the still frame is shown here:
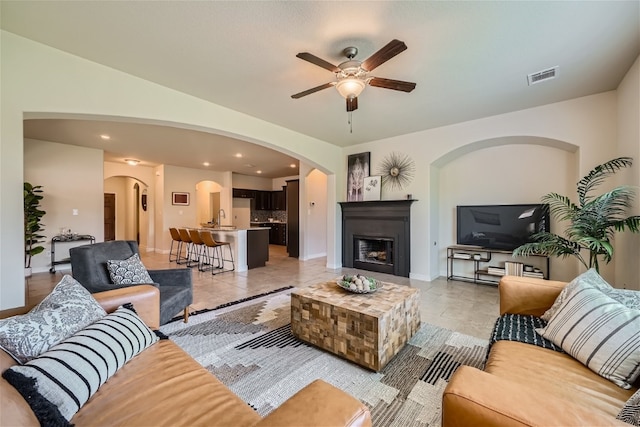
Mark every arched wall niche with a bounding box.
[428,135,582,283]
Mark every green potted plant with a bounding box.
[513,157,640,272]
[24,182,46,276]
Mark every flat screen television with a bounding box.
[456,204,550,251]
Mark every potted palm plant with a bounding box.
[24,182,46,277]
[513,157,640,272]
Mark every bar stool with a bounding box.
[200,230,235,274]
[169,228,183,263]
[177,228,195,266]
[188,228,207,271]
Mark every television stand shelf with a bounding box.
[446,245,549,286]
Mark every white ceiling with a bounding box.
[3,1,639,176]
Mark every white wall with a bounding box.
[272,175,299,191]
[304,169,328,259]
[23,139,104,273]
[616,55,640,290]
[232,173,273,190]
[232,198,251,228]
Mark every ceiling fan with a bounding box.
[291,39,417,114]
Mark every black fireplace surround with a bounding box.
[339,200,415,277]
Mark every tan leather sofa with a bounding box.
[1,285,372,427]
[442,276,637,427]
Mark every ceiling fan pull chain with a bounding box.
[348,111,353,133]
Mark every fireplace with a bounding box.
[340,200,415,277]
[353,236,394,274]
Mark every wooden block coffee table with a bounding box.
[291,281,421,371]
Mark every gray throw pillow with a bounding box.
[0,275,106,364]
[541,268,640,321]
[106,253,154,285]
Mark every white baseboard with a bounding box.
[300,252,326,261]
[409,272,435,282]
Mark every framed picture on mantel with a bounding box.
[363,176,381,201]
[347,152,370,201]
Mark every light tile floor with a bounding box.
[19,245,500,340]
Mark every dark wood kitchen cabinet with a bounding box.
[232,188,256,199]
[269,223,286,246]
[255,191,272,210]
[271,189,286,211]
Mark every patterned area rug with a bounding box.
[160,289,489,426]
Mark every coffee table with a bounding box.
[290,281,421,371]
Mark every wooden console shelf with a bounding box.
[446,245,549,286]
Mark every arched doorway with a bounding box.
[104,176,149,248]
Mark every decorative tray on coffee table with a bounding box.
[336,274,380,294]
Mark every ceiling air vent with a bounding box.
[527,66,559,86]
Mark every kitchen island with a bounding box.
[195,226,270,272]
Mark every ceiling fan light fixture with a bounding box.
[335,77,366,99]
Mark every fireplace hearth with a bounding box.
[340,200,415,277]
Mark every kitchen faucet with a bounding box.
[217,209,226,227]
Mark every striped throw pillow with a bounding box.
[537,282,640,389]
[2,306,159,424]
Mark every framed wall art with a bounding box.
[347,152,370,201]
[363,175,381,201]
[172,192,190,206]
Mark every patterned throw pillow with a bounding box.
[0,275,106,364]
[106,253,154,285]
[2,305,159,425]
[537,281,640,389]
[617,388,640,426]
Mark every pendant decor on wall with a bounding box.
[376,152,415,191]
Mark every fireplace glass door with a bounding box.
[353,236,394,274]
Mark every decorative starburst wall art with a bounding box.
[376,152,416,191]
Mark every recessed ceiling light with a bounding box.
[290,164,297,168]
[256,170,262,174]
[235,153,243,158]
[100,134,111,140]
[125,159,140,166]
[203,162,210,167]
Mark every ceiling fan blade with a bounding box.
[296,52,340,73]
[291,82,335,99]
[346,97,358,112]
[361,39,408,72]
[369,77,416,92]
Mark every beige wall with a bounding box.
[23,139,104,273]
[616,56,640,290]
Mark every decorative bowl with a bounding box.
[336,275,379,294]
